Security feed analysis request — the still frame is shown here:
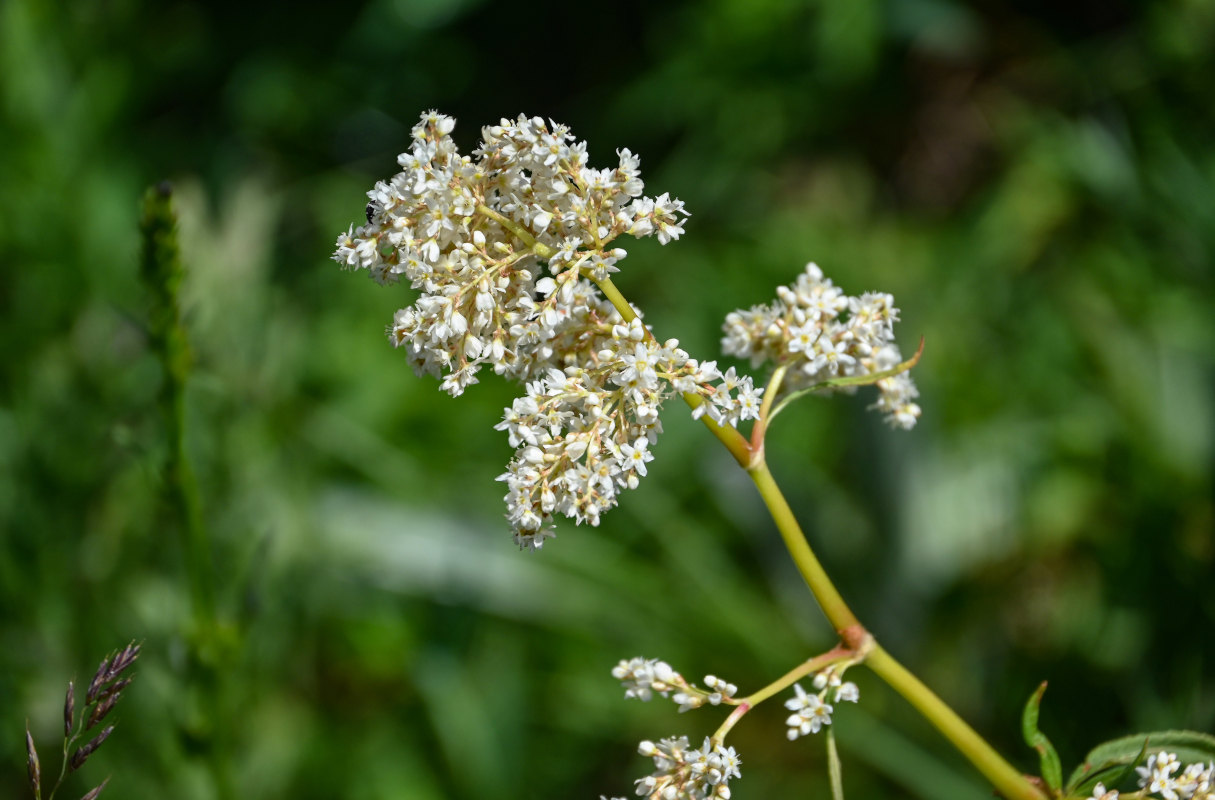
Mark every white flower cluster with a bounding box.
[335,111,689,395]
[612,657,739,712]
[336,112,760,548]
[497,317,761,550]
[632,736,742,800]
[722,262,921,429]
[784,667,858,741]
[1136,752,1214,800]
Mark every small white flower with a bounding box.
[630,734,741,800]
[613,657,678,702]
[834,681,859,703]
[618,438,654,477]
[807,336,857,377]
[720,261,920,429]
[787,322,819,356]
[672,691,703,712]
[532,209,554,232]
[1138,752,1183,800]
[703,675,738,701]
[784,683,834,740]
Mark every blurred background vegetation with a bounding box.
[2,0,1213,798]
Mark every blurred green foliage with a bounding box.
[2,0,1213,798]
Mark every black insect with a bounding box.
[365,202,376,224]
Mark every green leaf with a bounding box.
[1065,730,1215,795]
[1064,736,1147,799]
[1022,682,1062,793]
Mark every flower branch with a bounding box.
[336,110,1048,800]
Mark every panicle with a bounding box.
[632,735,741,800]
[336,112,752,547]
[495,318,760,549]
[612,657,679,703]
[612,657,739,713]
[721,261,921,429]
[334,111,692,397]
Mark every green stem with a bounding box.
[594,275,754,467]
[750,364,787,451]
[865,644,1042,800]
[475,203,557,259]
[166,352,215,627]
[713,646,857,743]
[744,646,856,708]
[747,455,1044,800]
[47,726,73,800]
[747,460,858,633]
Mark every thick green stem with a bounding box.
[865,644,1042,800]
[747,460,858,633]
[747,455,1044,800]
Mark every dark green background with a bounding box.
[2,0,1212,798]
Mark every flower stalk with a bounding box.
[604,269,1043,800]
[339,111,1043,800]
[593,274,755,468]
[712,646,857,743]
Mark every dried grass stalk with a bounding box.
[63,682,75,738]
[24,642,140,800]
[25,723,41,797]
[78,776,109,800]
